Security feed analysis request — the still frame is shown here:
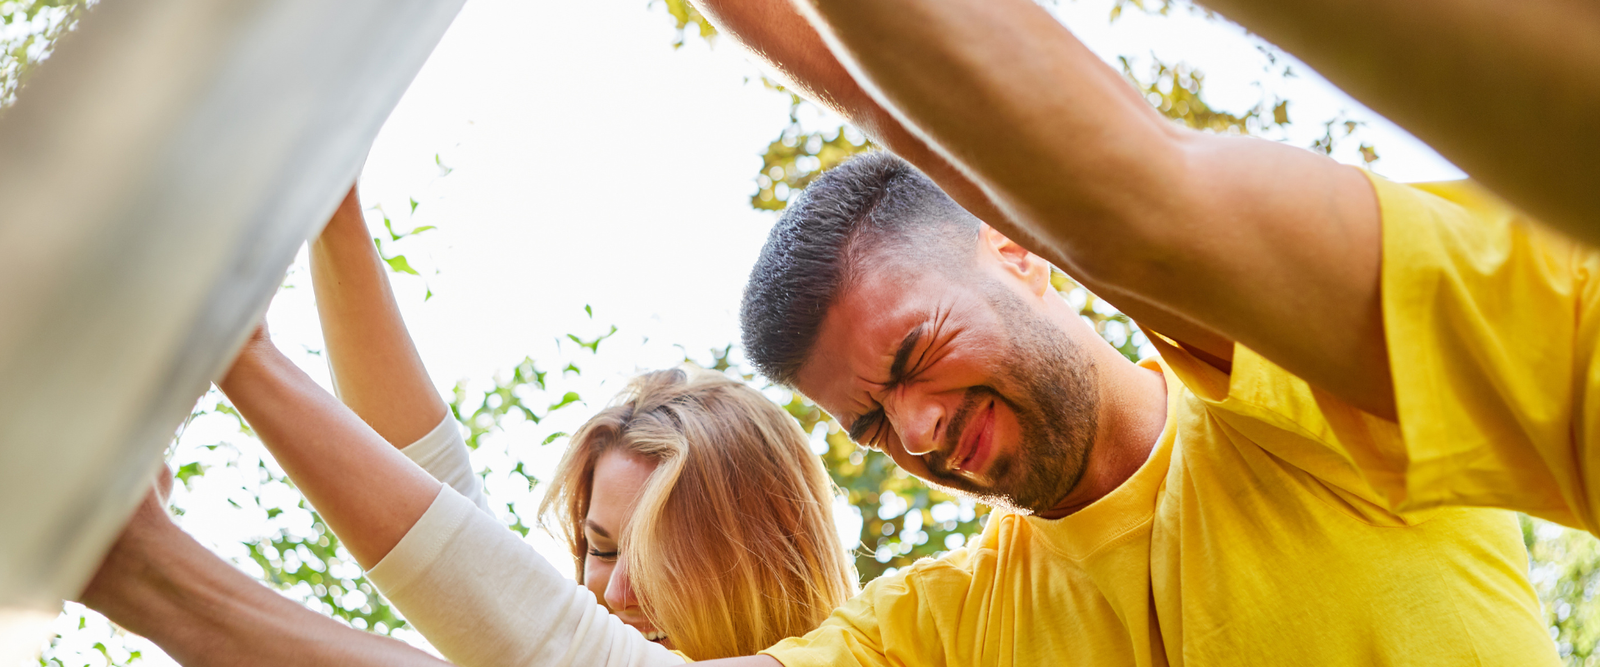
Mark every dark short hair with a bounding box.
[740,152,980,386]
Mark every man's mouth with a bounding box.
[950,398,996,477]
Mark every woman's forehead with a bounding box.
[586,449,659,527]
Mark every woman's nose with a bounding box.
[605,555,639,612]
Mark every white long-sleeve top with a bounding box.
[364,415,686,667]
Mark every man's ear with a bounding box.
[979,224,1052,296]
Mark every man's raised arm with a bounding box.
[1204,0,1600,247]
[786,0,1396,418]
[695,0,1235,365]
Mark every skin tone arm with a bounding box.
[311,186,449,448]
[693,0,1237,366]
[78,471,452,667]
[218,325,441,569]
[788,0,1395,419]
[1204,0,1600,247]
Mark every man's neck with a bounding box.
[1036,357,1168,519]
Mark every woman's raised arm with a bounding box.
[219,325,441,568]
[310,185,449,449]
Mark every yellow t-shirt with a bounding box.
[1372,175,1600,530]
[763,360,1555,665]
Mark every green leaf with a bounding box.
[541,431,569,446]
[384,255,419,276]
[176,461,207,486]
[548,391,581,412]
[409,197,419,214]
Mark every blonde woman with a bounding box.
[217,187,855,666]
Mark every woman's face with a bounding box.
[583,449,670,646]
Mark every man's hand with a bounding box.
[77,466,452,666]
[78,465,179,617]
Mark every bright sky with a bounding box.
[47,0,1467,663]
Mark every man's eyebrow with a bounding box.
[886,323,925,389]
[584,519,611,539]
[846,411,881,443]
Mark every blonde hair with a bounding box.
[539,367,858,660]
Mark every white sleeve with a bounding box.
[399,414,491,515]
[366,485,686,667]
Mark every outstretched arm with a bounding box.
[1205,0,1600,247]
[788,0,1394,418]
[79,473,452,667]
[218,325,440,569]
[311,186,449,449]
[696,0,1235,363]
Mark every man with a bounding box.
[701,0,1600,534]
[738,151,1554,666]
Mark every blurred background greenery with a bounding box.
[8,0,1598,664]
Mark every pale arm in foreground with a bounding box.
[791,0,1394,419]
[77,471,453,667]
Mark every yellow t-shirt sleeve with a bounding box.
[1152,334,1417,522]
[1158,175,1600,529]
[1375,174,1600,530]
[760,552,979,667]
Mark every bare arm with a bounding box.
[792,0,1394,418]
[311,186,449,448]
[694,0,1236,363]
[1206,0,1600,247]
[218,326,441,568]
[79,476,452,667]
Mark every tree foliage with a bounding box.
[0,0,92,109]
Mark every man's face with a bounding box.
[793,236,1099,515]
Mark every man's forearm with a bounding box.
[796,0,1182,256]
[697,0,1233,357]
[1204,0,1600,244]
[789,0,1396,417]
[80,512,450,667]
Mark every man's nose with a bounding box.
[887,388,947,457]
[605,556,639,612]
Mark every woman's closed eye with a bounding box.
[588,547,619,561]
